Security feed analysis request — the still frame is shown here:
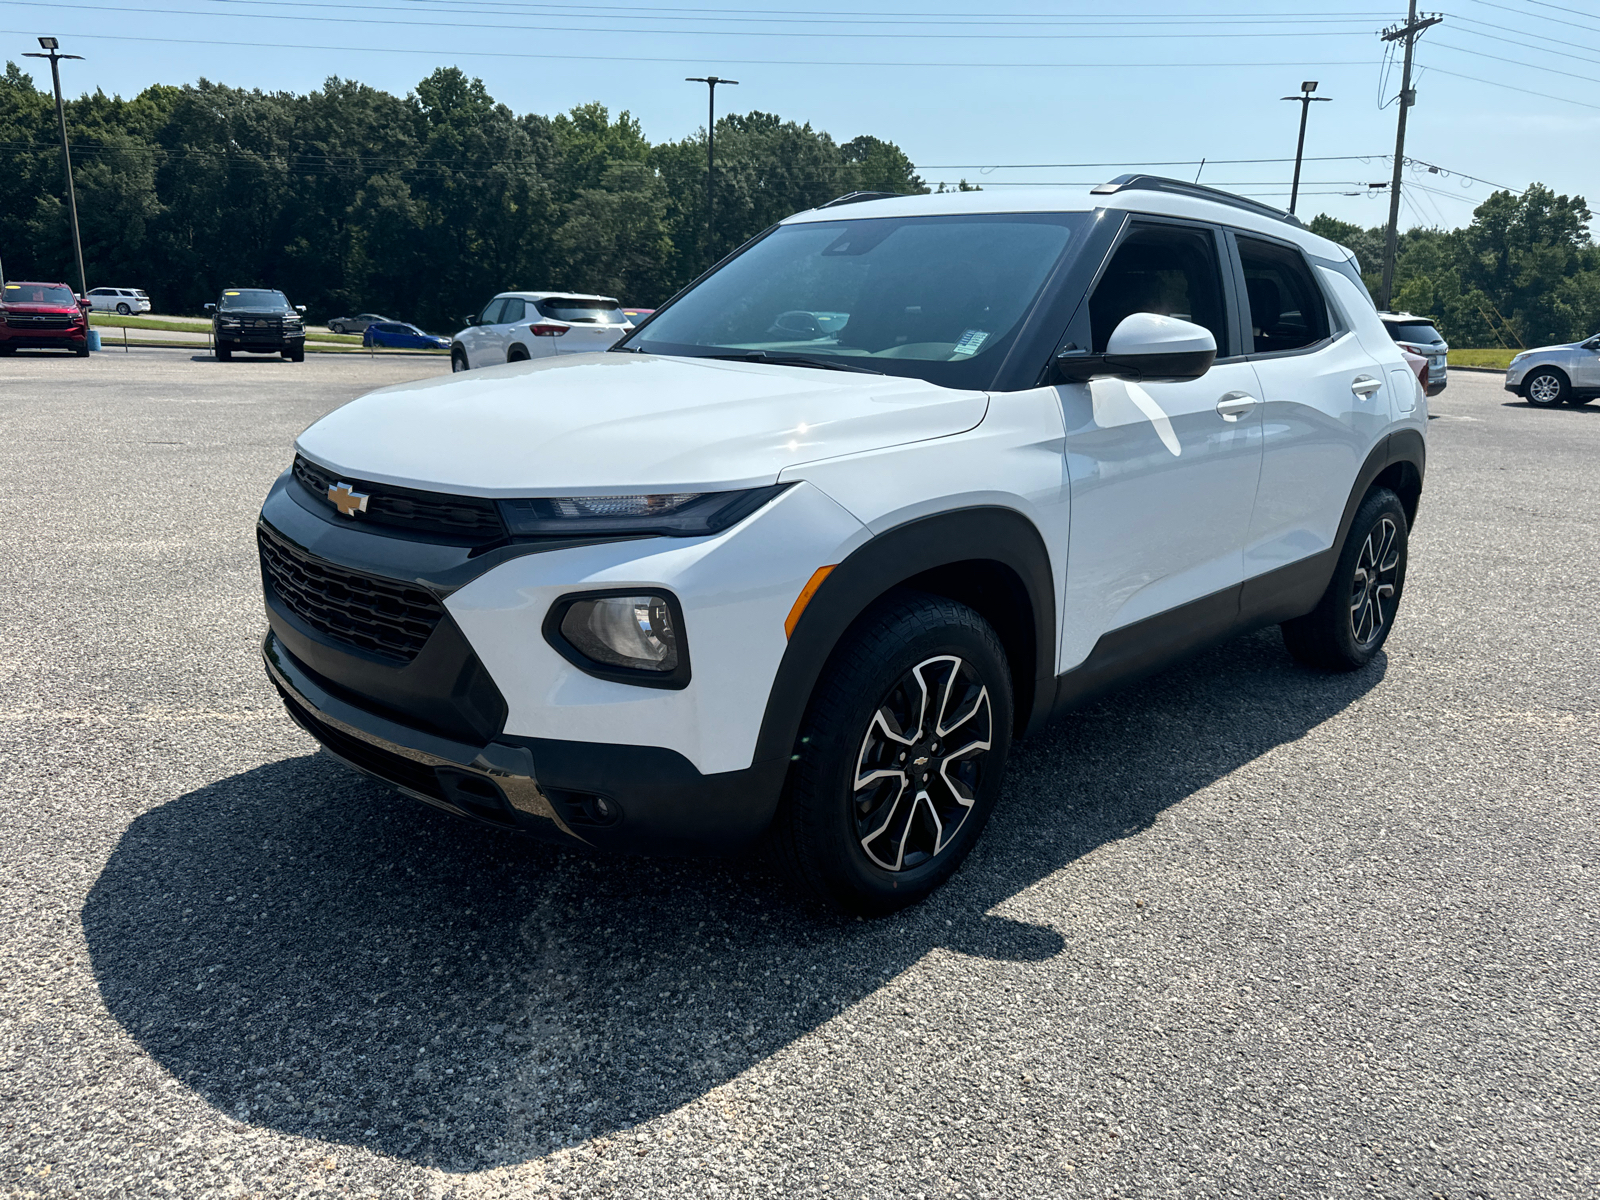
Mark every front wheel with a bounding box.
[1525,368,1570,407]
[287,346,305,363]
[772,593,1014,915]
[115,303,131,315]
[216,346,232,362]
[451,348,469,372]
[1281,487,1408,671]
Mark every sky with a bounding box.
[7,0,1600,232]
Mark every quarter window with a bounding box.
[1237,236,1330,355]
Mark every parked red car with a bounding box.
[0,281,90,356]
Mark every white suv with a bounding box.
[450,291,633,371]
[258,177,1426,914]
[85,286,151,315]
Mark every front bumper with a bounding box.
[265,631,787,854]
[0,329,86,349]
[217,331,305,350]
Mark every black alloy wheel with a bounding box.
[773,592,1014,915]
[1281,487,1409,671]
[1525,368,1570,407]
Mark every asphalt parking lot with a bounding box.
[2,350,1597,1199]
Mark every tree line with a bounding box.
[1310,185,1600,350]
[5,60,1596,346]
[0,64,928,330]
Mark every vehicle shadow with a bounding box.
[1501,400,1600,413]
[83,628,1384,1172]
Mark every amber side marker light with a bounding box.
[784,565,837,638]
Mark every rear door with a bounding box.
[1228,231,1390,589]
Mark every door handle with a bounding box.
[1215,391,1258,421]
[1351,375,1384,398]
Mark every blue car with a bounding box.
[362,322,452,351]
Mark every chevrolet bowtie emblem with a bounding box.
[328,482,369,517]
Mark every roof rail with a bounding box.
[1089,174,1304,229]
[817,191,903,209]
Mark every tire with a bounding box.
[451,348,469,372]
[288,347,305,363]
[75,340,90,357]
[506,345,530,363]
[329,322,345,335]
[1281,487,1409,672]
[216,346,232,362]
[115,303,131,315]
[771,592,1015,916]
[1524,368,1570,407]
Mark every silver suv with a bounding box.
[1505,333,1600,407]
[1380,312,1447,396]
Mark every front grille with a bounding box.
[258,524,444,662]
[293,455,507,544]
[6,314,76,329]
[275,683,445,801]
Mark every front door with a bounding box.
[1056,219,1264,672]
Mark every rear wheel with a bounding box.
[1525,368,1570,407]
[1281,487,1408,671]
[772,592,1014,915]
[506,345,530,363]
[115,302,131,315]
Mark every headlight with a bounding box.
[498,485,787,538]
[545,591,689,687]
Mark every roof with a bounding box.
[496,291,620,304]
[780,180,1353,263]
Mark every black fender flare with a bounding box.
[751,506,1058,766]
[506,343,530,362]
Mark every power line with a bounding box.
[1434,36,1600,82]
[1424,62,1600,109]
[1447,13,1600,60]
[1454,0,1600,32]
[392,0,1396,20]
[0,29,1378,68]
[0,0,1390,39]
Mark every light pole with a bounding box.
[1280,80,1331,216]
[23,36,88,298]
[685,76,737,264]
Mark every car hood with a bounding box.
[3,303,81,314]
[1518,342,1582,356]
[296,352,990,495]
[219,308,294,316]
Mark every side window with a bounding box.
[1087,223,1228,355]
[478,298,506,325]
[499,297,527,324]
[1237,236,1330,355]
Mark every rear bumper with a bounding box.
[264,631,788,855]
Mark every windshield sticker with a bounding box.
[952,329,990,356]
[224,290,240,295]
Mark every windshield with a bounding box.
[1387,320,1441,344]
[219,289,290,310]
[5,283,75,306]
[624,212,1088,386]
[537,297,628,325]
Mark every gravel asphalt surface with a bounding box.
[2,351,1596,1198]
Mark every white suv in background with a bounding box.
[258,177,1426,915]
[451,291,633,371]
[86,286,151,315]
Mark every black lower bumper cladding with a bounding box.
[263,633,787,855]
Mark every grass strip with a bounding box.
[1449,349,1516,371]
[89,312,363,344]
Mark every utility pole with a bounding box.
[1378,5,1442,310]
[1281,81,1331,216]
[23,37,87,298]
[685,76,737,265]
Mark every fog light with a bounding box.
[560,594,678,672]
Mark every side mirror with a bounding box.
[295,304,307,313]
[78,297,91,311]
[204,303,216,312]
[463,314,478,326]
[1054,313,1217,384]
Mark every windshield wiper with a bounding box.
[703,351,885,375]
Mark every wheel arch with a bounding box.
[752,506,1057,768]
[506,343,531,362]
[1335,428,1426,556]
